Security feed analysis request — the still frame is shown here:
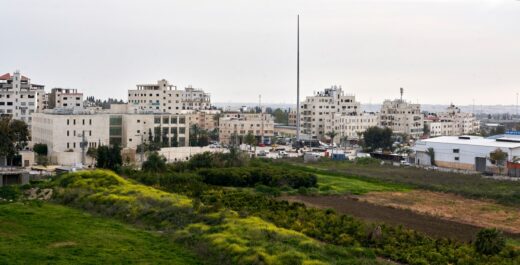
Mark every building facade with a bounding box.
[127,79,211,114]
[31,108,190,163]
[425,104,480,137]
[219,112,274,144]
[47,88,84,109]
[0,71,45,126]
[300,86,360,140]
[380,99,423,139]
[334,112,380,142]
[414,135,520,174]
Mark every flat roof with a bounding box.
[418,136,520,149]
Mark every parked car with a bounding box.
[278,150,288,158]
[400,160,411,166]
[258,150,269,157]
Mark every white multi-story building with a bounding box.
[380,98,423,139]
[127,79,211,114]
[47,88,84,109]
[219,112,274,144]
[425,104,480,137]
[31,107,190,164]
[300,85,360,140]
[0,71,46,126]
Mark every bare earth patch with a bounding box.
[48,241,77,248]
[358,190,520,234]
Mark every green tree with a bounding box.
[96,145,122,171]
[362,127,393,152]
[474,228,505,255]
[273,108,288,124]
[33,143,49,167]
[490,148,508,174]
[33,143,48,156]
[86,147,98,166]
[0,117,29,165]
[326,131,338,159]
[244,132,257,151]
[142,152,167,172]
[427,147,436,166]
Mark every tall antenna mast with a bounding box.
[296,14,301,141]
[516,92,518,119]
[400,87,403,101]
[260,94,264,144]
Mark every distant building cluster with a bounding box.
[0,70,482,167]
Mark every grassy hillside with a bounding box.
[0,202,200,265]
[52,170,384,265]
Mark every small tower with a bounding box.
[400,87,404,101]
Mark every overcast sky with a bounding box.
[1,0,519,105]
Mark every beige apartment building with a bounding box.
[127,79,211,114]
[380,99,424,139]
[300,85,362,140]
[425,104,480,137]
[187,110,220,132]
[0,71,46,127]
[333,112,380,142]
[47,88,84,109]
[219,112,274,144]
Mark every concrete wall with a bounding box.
[158,146,227,163]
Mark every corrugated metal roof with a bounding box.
[418,136,520,148]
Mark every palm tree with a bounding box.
[326,130,338,159]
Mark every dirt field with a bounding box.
[358,190,520,234]
[281,195,520,242]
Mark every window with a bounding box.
[454,157,460,161]
[453,149,459,153]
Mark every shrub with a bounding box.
[475,228,506,255]
[197,166,317,189]
[0,185,20,201]
[142,152,167,172]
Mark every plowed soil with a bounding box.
[280,195,520,242]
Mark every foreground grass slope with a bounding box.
[52,170,383,265]
[0,202,200,265]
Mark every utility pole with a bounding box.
[296,14,301,142]
[79,130,87,166]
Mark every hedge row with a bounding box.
[197,166,317,189]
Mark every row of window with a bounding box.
[0,94,35,99]
[66,119,93,125]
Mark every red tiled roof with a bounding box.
[0,73,29,81]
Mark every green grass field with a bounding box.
[280,159,520,206]
[316,173,409,195]
[0,202,200,265]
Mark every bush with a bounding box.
[142,152,167,172]
[475,228,506,255]
[0,186,20,201]
[197,166,317,189]
[355,157,380,165]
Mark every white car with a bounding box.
[278,150,288,157]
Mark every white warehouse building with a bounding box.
[414,135,520,174]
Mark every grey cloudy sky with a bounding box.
[1,0,519,105]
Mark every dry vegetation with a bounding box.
[358,190,520,234]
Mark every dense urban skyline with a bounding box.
[2,0,520,105]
